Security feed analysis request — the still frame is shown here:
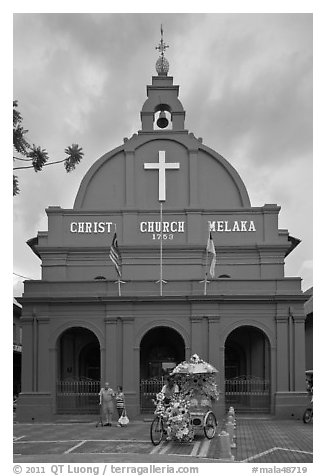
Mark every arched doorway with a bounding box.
[139,326,185,413]
[224,326,271,413]
[56,327,100,414]
[78,342,100,381]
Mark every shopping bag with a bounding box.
[118,409,129,426]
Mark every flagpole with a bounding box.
[160,201,163,296]
[115,276,126,297]
[159,201,163,296]
[110,224,125,296]
[200,225,210,296]
[204,247,209,296]
[114,223,121,297]
[155,201,167,296]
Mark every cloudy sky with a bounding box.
[13,12,313,296]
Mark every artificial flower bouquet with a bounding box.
[153,392,194,443]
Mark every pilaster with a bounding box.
[190,315,202,355]
[292,312,307,391]
[208,315,220,371]
[105,317,118,387]
[37,318,50,392]
[122,317,135,392]
[276,314,289,391]
[20,316,34,392]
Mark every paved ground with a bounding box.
[13,415,313,464]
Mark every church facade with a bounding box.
[17,34,308,422]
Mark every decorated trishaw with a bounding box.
[150,354,219,445]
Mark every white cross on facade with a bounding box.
[144,151,180,201]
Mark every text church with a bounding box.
[17,30,308,422]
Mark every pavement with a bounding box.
[13,414,313,464]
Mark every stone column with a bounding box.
[133,346,140,414]
[21,318,33,392]
[49,346,57,405]
[208,315,220,370]
[37,318,50,392]
[270,344,277,413]
[207,315,221,417]
[218,343,225,417]
[100,346,106,384]
[276,315,289,391]
[275,308,309,418]
[105,317,118,388]
[292,313,307,391]
[122,317,136,417]
[17,312,53,421]
[190,316,202,355]
[32,315,38,391]
[122,317,135,392]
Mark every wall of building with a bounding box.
[16,283,308,422]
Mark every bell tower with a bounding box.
[140,26,186,133]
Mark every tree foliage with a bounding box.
[13,100,84,195]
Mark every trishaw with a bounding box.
[150,354,219,445]
[302,370,313,424]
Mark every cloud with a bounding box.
[177,14,312,171]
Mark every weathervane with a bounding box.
[155,24,169,57]
[155,25,170,76]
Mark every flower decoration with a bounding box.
[178,372,219,402]
[201,398,210,407]
[152,392,194,443]
[164,394,194,443]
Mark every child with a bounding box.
[116,386,125,426]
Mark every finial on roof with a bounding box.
[155,24,169,76]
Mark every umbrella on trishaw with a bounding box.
[171,353,218,375]
[170,354,220,402]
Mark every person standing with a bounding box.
[99,382,115,426]
[115,386,125,426]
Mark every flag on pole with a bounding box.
[206,232,216,278]
[109,232,122,277]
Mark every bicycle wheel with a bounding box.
[150,416,164,445]
[302,408,313,424]
[204,411,217,439]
